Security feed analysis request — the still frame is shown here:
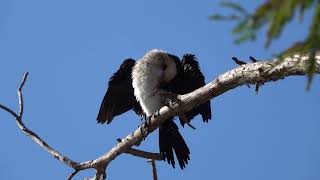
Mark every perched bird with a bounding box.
[97,49,211,169]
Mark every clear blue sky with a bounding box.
[1,0,319,179]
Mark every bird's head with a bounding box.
[144,49,180,83]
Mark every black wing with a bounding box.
[179,54,212,126]
[97,59,142,124]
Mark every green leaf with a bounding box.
[299,0,314,21]
[232,21,248,33]
[234,32,255,44]
[211,0,320,88]
[220,1,247,15]
[208,14,241,21]
[266,1,298,48]
[208,14,225,20]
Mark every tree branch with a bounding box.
[126,148,163,161]
[0,73,80,170]
[0,104,18,118]
[1,53,319,180]
[148,159,158,180]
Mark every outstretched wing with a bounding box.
[179,54,212,126]
[97,59,142,124]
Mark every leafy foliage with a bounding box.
[210,0,320,89]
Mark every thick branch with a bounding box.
[1,53,319,180]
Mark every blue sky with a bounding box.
[1,0,319,179]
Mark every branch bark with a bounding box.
[148,159,158,180]
[1,53,319,180]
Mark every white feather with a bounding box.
[132,49,175,117]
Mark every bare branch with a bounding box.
[1,53,319,180]
[117,139,163,160]
[18,72,28,117]
[0,73,80,169]
[0,104,18,118]
[67,170,80,180]
[126,148,163,161]
[148,159,158,180]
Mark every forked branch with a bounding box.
[0,72,162,179]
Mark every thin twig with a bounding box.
[148,159,158,180]
[126,148,163,161]
[18,72,28,117]
[0,104,18,118]
[67,170,80,180]
[117,139,163,160]
[0,73,80,170]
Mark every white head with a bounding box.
[143,49,178,83]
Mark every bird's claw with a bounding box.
[144,116,152,128]
[140,124,147,140]
[151,109,161,119]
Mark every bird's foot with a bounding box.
[144,116,152,128]
[139,123,147,140]
[151,109,161,119]
[140,114,147,121]
[140,115,154,139]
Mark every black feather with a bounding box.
[97,59,142,124]
[178,54,212,126]
[157,53,211,169]
[159,118,190,169]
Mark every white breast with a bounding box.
[132,58,164,117]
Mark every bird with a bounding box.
[96,49,211,169]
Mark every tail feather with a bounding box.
[159,119,190,169]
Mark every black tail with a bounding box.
[159,119,190,169]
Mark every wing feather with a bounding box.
[179,54,212,126]
[97,59,142,124]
